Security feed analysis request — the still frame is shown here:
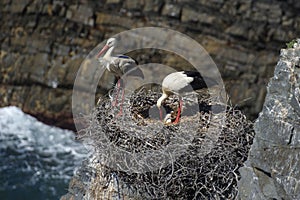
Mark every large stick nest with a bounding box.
[78,88,254,199]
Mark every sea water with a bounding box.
[0,106,88,200]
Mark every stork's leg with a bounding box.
[112,79,121,107]
[159,108,163,121]
[174,98,183,124]
[116,87,125,117]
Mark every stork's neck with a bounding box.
[157,92,168,108]
[103,46,114,59]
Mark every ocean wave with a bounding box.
[0,106,88,199]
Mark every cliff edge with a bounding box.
[238,39,300,199]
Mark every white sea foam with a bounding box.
[0,106,88,197]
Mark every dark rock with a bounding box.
[282,17,293,27]
[95,12,134,28]
[10,33,28,48]
[295,17,300,30]
[251,11,268,22]
[124,0,144,10]
[21,85,75,130]
[143,0,163,12]
[269,27,290,42]
[46,57,67,88]
[66,5,94,26]
[253,52,277,68]
[199,0,224,9]
[0,85,13,106]
[237,2,251,15]
[225,22,249,39]
[25,38,51,53]
[11,86,30,108]
[218,47,255,64]
[221,0,238,15]
[253,87,267,114]
[0,0,11,5]
[161,3,181,18]
[181,7,220,26]
[49,1,66,16]
[106,0,121,4]
[23,86,47,114]
[53,43,70,56]
[10,0,31,13]
[26,0,44,14]
[64,57,84,86]
[20,53,50,84]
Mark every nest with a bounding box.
[78,88,254,199]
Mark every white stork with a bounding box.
[96,38,144,115]
[157,71,217,124]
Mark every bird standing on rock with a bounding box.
[96,38,144,116]
[157,71,218,124]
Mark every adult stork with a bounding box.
[96,37,144,115]
[157,71,217,124]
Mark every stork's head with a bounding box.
[106,37,116,47]
[96,37,117,58]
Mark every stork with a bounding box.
[96,38,144,115]
[157,71,217,124]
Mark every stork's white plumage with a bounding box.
[96,38,142,79]
[96,38,144,116]
[157,71,217,124]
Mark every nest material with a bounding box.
[79,88,254,199]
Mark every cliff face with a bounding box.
[1,0,300,129]
[238,40,300,199]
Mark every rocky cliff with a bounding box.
[1,0,300,129]
[238,40,300,199]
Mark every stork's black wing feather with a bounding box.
[115,55,139,65]
[183,71,218,90]
[116,55,130,59]
[132,57,139,65]
[183,71,202,78]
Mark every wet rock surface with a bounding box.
[238,39,300,199]
[1,0,300,129]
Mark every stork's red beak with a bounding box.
[96,45,109,58]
